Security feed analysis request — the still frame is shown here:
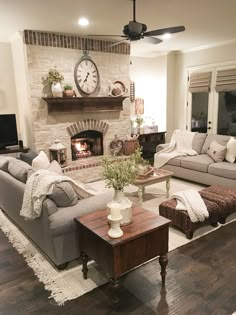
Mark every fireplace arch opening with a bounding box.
[71,130,103,160]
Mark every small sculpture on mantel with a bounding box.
[108,80,128,97]
[110,135,124,156]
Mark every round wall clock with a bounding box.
[74,53,99,95]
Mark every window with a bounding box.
[191,93,209,133]
[217,91,236,135]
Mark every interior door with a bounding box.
[186,69,214,133]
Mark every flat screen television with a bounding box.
[0,114,18,150]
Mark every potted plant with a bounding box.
[130,147,151,176]
[135,116,144,134]
[103,154,138,225]
[63,84,75,97]
[42,67,64,97]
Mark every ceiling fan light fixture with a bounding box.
[78,17,89,27]
[162,33,171,40]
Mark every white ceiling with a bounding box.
[0,0,236,57]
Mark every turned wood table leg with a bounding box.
[166,179,170,198]
[159,254,168,287]
[111,278,120,303]
[138,186,144,203]
[81,252,89,279]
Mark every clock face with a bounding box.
[74,58,99,95]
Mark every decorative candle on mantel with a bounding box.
[110,204,121,220]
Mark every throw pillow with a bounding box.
[225,137,236,163]
[48,182,78,207]
[32,151,50,171]
[8,159,31,183]
[27,160,63,179]
[207,140,227,163]
[47,160,63,175]
[0,156,11,172]
[20,151,38,166]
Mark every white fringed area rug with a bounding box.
[0,178,236,305]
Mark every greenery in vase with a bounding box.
[42,67,64,85]
[64,84,73,90]
[102,155,139,191]
[130,147,149,166]
[135,116,144,126]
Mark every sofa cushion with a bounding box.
[225,137,236,163]
[207,140,227,163]
[192,133,207,154]
[181,154,214,173]
[167,157,182,167]
[20,151,38,165]
[208,162,236,180]
[48,182,78,207]
[8,159,31,183]
[201,134,230,154]
[32,151,50,171]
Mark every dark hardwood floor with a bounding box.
[0,221,236,315]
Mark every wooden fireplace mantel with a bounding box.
[43,96,127,113]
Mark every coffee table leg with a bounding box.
[138,186,144,203]
[166,179,170,198]
[159,254,168,287]
[81,251,89,279]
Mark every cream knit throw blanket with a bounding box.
[154,130,197,168]
[20,169,94,220]
[171,189,209,223]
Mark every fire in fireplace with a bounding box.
[71,130,103,160]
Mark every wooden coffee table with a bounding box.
[133,168,173,203]
[75,207,170,292]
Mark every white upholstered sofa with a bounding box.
[156,133,236,189]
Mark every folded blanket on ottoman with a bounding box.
[171,189,209,223]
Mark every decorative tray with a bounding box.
[137,166,154,179]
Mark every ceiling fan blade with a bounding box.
[142,36,162,45]
[87,34,126,38]
[144,26,185,37]
[110,38,129,47]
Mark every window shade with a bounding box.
[188,72,212,93]
[215,68,236,92]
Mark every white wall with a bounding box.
[174,42,236,133]
[0,42,19,124]
[11,32,33,148]
[130,55,167,132]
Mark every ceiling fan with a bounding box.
[88,0,185,46]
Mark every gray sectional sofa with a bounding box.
[0,156,113,268]
[156,133,236,189]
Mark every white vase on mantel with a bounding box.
[107,189,132,226]
[51,82,63,97]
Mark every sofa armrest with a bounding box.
[156,143,170,153]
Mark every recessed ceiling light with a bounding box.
[162,33,171,40]
[78,17,89,26]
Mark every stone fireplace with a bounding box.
[24,30,131,161]
[67,119,109,160]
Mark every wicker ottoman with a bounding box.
[159,185,236,239]
[200,186,236,224]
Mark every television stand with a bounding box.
[0,146,29,155]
